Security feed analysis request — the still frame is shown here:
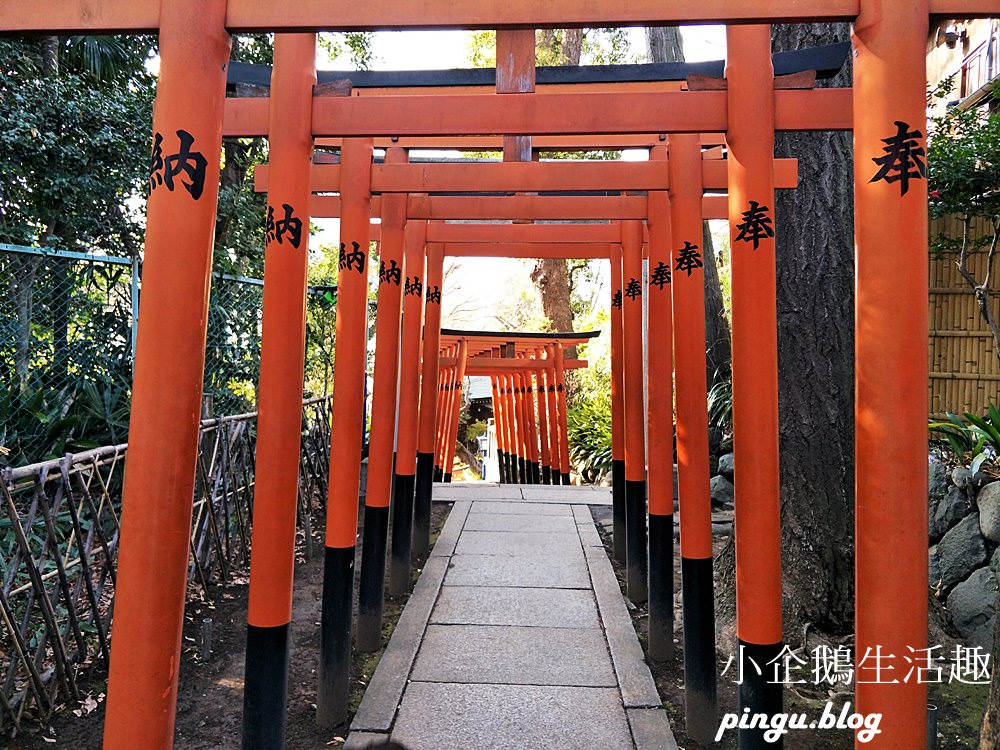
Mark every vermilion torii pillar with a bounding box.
[646,145,675,663]
[388,220,427,597]
[727,26,784,749]
[356,147,408,654]
[535,348,553,484]
[854,1,930,746]
[413,244,444,556]
[317,137,373,728]
[610,243,627,562]
[102,2,231,748]
[669,133,718,745]
[241,33,316,750]
[443,340,470,481]
[621,220,648,604]
[553,344,572,486]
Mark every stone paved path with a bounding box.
[347,483,678,750]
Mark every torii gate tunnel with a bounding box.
[4,2,993,749]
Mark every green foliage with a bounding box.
[466,420,488,445]
[567,389,613,479]
[0,362,131,468]
[929,404,1000,475]
[319,32,376,70]
[0,40,154,251]
[928,78,1000,240]
[707,372,732,432]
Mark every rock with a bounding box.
[710,475,735,510]
[929,546,942,597]
[929,461,950,503]
[718,453,735,481]
[719,436,733,454]
[709,455,719,477]
[952,466,973,489]
[991,547,1000,578]
[978,482,1000,543]
[708,428,722,456]
[935,514,988,593]
[930,486,970,542]
[947,568,998,651]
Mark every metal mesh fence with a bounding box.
[0,244,337,469]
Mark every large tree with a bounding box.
[770,22,855,637]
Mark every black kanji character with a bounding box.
[625,277,642,300]
[649,261,671,290]
[405,276,423,297]
[338,241,365,273]
[266,203,303,248]
[162,129,208,200]
[150,133,164,191]
[735,202,775,250]
[612,289,623,309]
[427,285,442,304]
[674,241,704,277]
[870,120,927,196]
[379,259,402,286]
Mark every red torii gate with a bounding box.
[1,2,979,748]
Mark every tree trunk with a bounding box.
[41,36,59,77]
[772,22,856,637]
[645,26,684,64]
[646,27,732,386]
[702,224,732,385]
[716,23,856,641]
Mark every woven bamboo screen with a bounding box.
[929,214,1000,416]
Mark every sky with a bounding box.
[311,26,729,330]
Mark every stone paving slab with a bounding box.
[455,529,582,556]
[520,487,613,504]
[444,552,591,589]
[348,484,678,750]
[585,544,662,708]
[464,513,577,532]
[428,500,470,558]
[431,586,600,628]
[628,708,681,750]
[572,504,605,547]
[392,683,634,750]
[411,624,617,687]
[350,557,450,733]
[468,501,573,516]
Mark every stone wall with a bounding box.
[929,461,1000,650]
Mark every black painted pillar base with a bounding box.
[317,545,355,729]
[242,623,290,750]
[497,450,507,483]
[647,513,674,662]
[357,505,389,653]
[531,461,541,484]
[388,473,415,597]
[612,459,626,563]
[444,472,452,483]
[625,479,648,603]
[541,465,551,485]
[681,555,719,744]
[413,452,435,558]
[433,465,444,483]
[739,640,785,750]
[517,456,527,485]
[561,472,571,485]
